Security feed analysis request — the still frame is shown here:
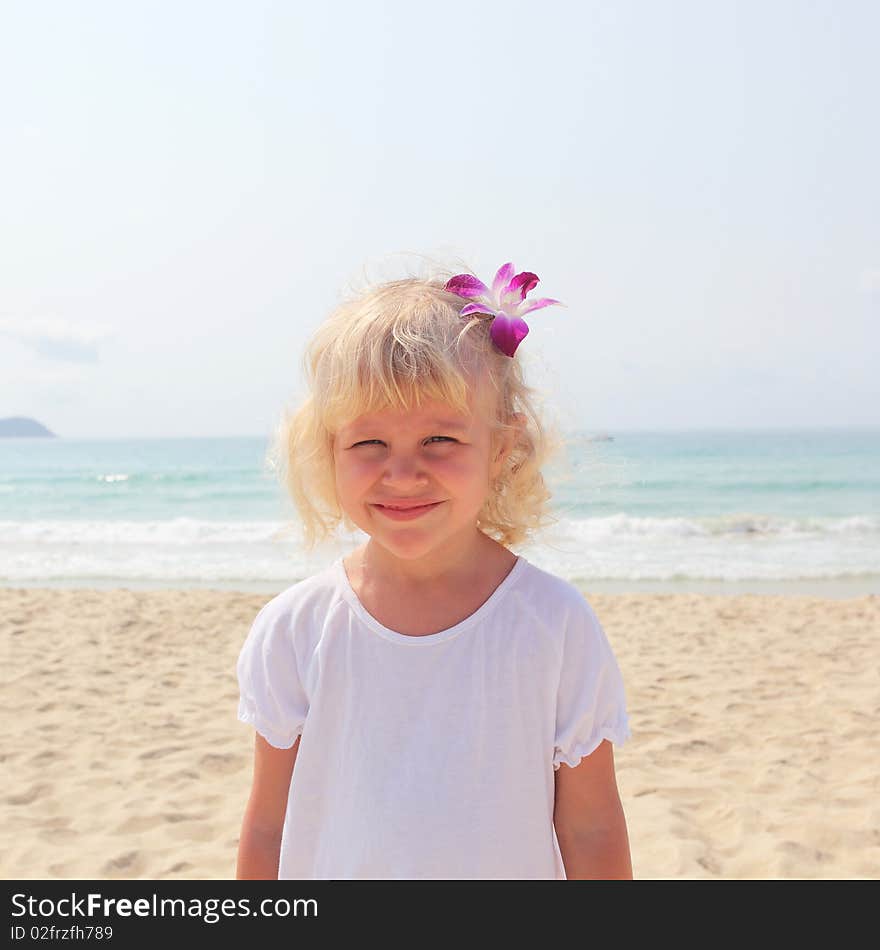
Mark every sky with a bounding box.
[1,0,878,439]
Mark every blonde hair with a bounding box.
[269,262,564,551]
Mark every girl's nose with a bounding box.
[381,455,428,484]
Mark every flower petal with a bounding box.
[507,271,539,300]
[460,302,499,318]
[516,296,562,316]
[491,263,515,299]
[489,313,530,357]
[445,274,489,299]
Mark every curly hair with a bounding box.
[267,262,564,552]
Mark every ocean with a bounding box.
[1,428,877,597]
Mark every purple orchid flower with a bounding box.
[444,262,563,357]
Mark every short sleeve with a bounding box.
[553,598,631,770]
[236,602,309,750]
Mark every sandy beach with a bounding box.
[2,585,878,880]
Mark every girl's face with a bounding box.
[332,381,519,567]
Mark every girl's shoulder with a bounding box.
[514,558,601,626]
[516,559,622,661]
[245,559,346,647]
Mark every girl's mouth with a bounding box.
[372,502,443,520]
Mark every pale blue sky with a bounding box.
[1,0,877,438]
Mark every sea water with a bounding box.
[1,428,877,596]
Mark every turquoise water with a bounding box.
[1,428,878,596]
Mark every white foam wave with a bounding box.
[0,514,877,585]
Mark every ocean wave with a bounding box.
[0,514,877,587]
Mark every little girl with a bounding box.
[235,261,633,880]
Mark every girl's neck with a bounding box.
[353,532,511,594]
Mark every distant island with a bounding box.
[0,417,57,438]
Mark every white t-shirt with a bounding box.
[236,553,631,880]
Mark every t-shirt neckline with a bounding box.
[334,553,528,646]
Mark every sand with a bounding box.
[2,585,878,880]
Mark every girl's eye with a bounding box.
[353,437,456,447]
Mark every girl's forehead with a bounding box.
[335,376,499,434]
[343,401,474,431]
